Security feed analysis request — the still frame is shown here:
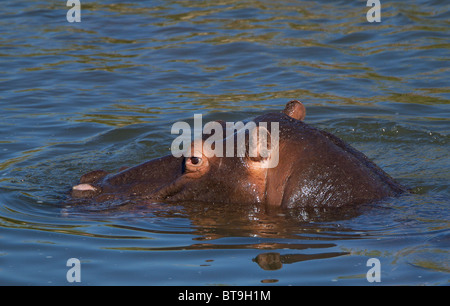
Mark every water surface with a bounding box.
[0,0,449,285]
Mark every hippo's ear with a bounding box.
[283,100,306,121]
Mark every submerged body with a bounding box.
[71,101,406,208]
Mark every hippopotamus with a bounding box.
[70,100,406,208]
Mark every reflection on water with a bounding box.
[0,0,448,285]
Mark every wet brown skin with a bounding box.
[70,100,406,208]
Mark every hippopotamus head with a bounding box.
[70,101,405,208]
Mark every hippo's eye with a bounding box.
[184,155,208,177]
[189,156,202,166]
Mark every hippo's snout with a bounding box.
[71,183,99,198]
[70,169,109,199]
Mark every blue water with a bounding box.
[0,0,448,285]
